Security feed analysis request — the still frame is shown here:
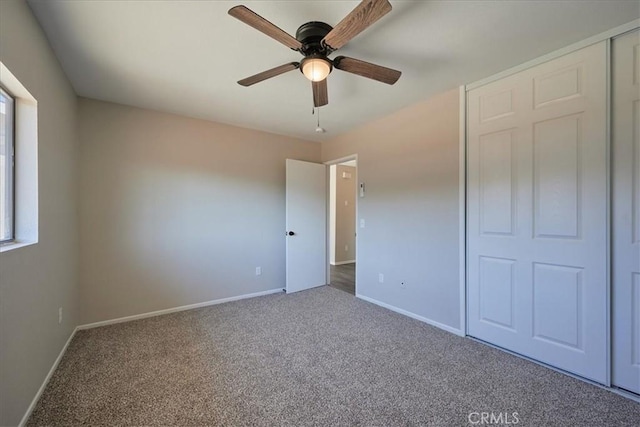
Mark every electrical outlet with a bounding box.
[360,219,365,228]
[255,267,262,276]
[58,307,63,324]
[378,273,384,283]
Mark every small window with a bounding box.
[0,87,15,243]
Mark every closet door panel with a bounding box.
[612,29,640,395]
[468,41,608,383]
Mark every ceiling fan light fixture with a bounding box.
[230,1,401,106]
[301,57,332,82]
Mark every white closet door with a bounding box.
[467,42,608,383]
[612,30,640,395]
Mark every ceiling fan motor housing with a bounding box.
[296,21,334,55]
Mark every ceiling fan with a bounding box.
[229,0,402,108]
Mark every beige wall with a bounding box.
[334,165,357,264]
[322,88,461,331]
[0,1,80,425]
[0,4,459,420]
[78,98,320,324]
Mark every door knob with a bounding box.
[287,231,295,236]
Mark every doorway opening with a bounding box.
[327,157,357,295]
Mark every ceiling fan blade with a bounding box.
[238,62,300,87]
[333,56,401,85]
[312,79,328,107]
[229,5,303,50]
[322,0,392,51]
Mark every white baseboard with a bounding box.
[19,327,78,427]
[330,260,355,266]
[356,293,465,337]
[77,288,285,330]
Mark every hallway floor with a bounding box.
[329,263,355,295]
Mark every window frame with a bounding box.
[0,85,16,244]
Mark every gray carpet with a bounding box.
[27,286,639,426]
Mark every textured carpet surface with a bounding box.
[27,286,639,426]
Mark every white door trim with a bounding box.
[604,37,612,387]
[459,85,467,336]
[324,154,359,294]
[467,19,639,91]
[325,154,359,166]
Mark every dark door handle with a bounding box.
[287,231,295,236]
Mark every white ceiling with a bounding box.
[27,0,639,142]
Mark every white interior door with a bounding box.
[612,30,640,395]
[467,42,608,383]
[286,159,327,293]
